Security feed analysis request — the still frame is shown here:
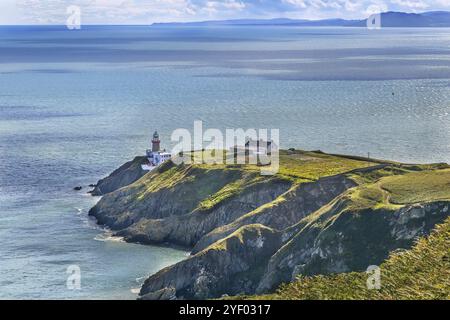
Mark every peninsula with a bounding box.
[89,148,450,300]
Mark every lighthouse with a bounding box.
[143,130,172,171]
[152,130,161,152]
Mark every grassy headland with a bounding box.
[90,149,450,300]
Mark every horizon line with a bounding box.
[1,10,449,27]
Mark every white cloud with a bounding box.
[283,0,307,8]
[0,0,21,24]
[391,0,429,9]
[2,0,449,25]
[14,0,199,24]
[202,1,245,15]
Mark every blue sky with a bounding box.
[0,0,449,25]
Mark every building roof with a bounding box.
[245,138,274,146]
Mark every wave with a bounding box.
[94,231,125,243]
[135,276,147,283]
[130,288,140,294]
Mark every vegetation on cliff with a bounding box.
[186,149,376,181]
[252,164,450,294]
[90,149,450,300]
[254,217,450,300]
[347,165,450,210]
[91,156,148,196]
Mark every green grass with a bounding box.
[257,217,450,300]
[206,224,276,252]
[347,168,450,210]
[133,163,244,203]
[382,169,450,204]
[181,149,376,182]
[135,165,194,200]
[197,173,265,211]
[277,150,374,181]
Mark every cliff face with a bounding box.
[91,156,149,196]
[89,150,450,300]
[257,200,450,293]
[259,217,450,300]
[192,175,356,254]
[140,224,283,300]
[90,162,292,245]
[138,185,449,300]
[116,178,292,248]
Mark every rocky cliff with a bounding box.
[91,156,148,196]
[88,150,450,300]
[257,216,450,300]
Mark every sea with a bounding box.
[0,25,449,299]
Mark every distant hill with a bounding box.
[368,11,450,27]
[152,11,450,28]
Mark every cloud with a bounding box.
[391,0,429,9]
[3,0,450,25]
[14,0,198,24]
[199,1,246,16]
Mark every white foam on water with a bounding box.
[94,231,125,243]
[135,276,147,283]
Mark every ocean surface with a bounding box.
[1,26,450,299]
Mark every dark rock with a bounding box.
[256,201,450,294]
[139,225,282,300]
[73,186,82,191]
[91,156,149,196]
[138,287,176,300]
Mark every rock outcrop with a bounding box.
[90,156,148,196]
[140,224,283,300]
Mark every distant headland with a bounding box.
[152,11,450,28]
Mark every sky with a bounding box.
[0,0,449,25]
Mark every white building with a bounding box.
[228,138,276,165]
[141,131,172,171]
[245,138,275,156]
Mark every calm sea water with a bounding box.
[1,26,450,299]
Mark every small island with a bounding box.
[88,136,450,300]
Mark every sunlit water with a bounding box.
[0,26,449,299]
